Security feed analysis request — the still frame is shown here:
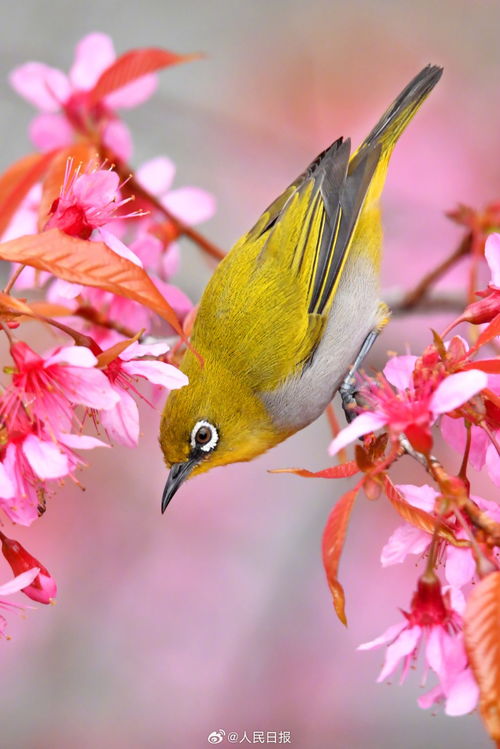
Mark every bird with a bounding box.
[159,64,443,512]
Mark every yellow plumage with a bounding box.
[159,65,442,510]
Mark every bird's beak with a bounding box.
[161,459,198,513]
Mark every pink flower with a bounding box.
[0,532,56,604]
[380,484,484,596]
[441,412,500,487]
[358,575,478,715]
[3,341,120,435]
[460,233,500,324]
[134,155,215,278]
[0,567,39,639]
[0,404,109,526]
[9,33,157,159]
[44,160,143,271]
[329,355,488,456]
[99,340,188,446]
[380,484,438,567]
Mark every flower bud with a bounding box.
[408,573,449,627]
[0,532,56,604]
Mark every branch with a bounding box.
[385,288,468,316]
[396,233,472,311]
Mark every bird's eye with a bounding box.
[190,420,219,453]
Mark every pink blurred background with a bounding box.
[0,1,499,746]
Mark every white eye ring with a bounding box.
[190,420,219,453]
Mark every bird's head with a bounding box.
[159,352,277,512]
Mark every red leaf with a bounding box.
[38,142,99,230]
[0,151,56,237]
[87,48,200,107]
[472,313,500,352]
[0,230,184,338]
[270,462,359,479]
[464,571,500,742]
[96,330,143,368]
[384,477,467,548]
[463,360,500,374]
[322,487,359,626]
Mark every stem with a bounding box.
[453,506,494,575]
[3,265,26,295]
[458,422,472,490]
[397,233,472,311]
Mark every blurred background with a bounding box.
[0,0,498,747]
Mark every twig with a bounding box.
[385,289,467,316]
[397,233,472,311]
[3,264,26,295]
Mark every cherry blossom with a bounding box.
[134,155,215,279]
[0,568,39,639]
[359,575,478,716]
[4,341,119,435]
[329,356,488,456]
[99,340,188,446]
[45,159,144,268]
[9,32,158,159]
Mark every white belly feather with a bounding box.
[260,253,382,430]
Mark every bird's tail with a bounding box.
[350,64,443,205]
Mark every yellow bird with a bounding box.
[159,65,442,511]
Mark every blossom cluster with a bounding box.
[0,33,216,636]
[284,231,500,730]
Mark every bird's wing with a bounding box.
[192,139,380,390]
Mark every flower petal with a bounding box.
[73,170,120,209]
[162,242,181,279]
[9,62,71,111]
[129,233,163,269]
[381,524,430,566]
[0,568,39,597]
[57,433,110,450]
[445,539,476,589]
[69,32,116,90]
[136,156,176,196]
[121,360,189,389]
[445,668,480,716]
[485,233,500,290]
[105,73,158,109]
[101,120,133,162]
[377,625,421,683]
[358,620,407,650]
[97,227,143,267]
[119,340,169,361]
[100,388,139,447]
[0,462,15,500]
[22,435,69,480]
[48,278,83,301]
[394,483,439,512]
[383,355,417,391]
[440,416,488,471]
[162,187,216,225]
[44,345,98,368]
[430,370,488,415]
[29,113,74,151]
[418,684,444,710]
[485,441,500,487]
[328,412,388,456]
